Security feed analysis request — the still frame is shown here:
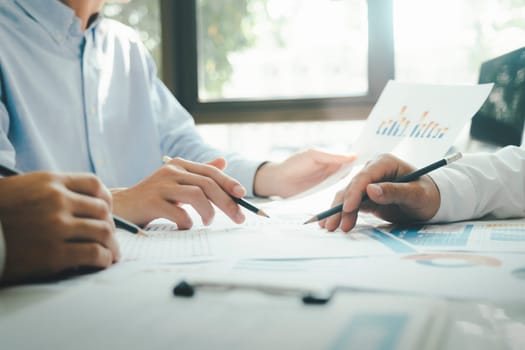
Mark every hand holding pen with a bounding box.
[163,156,269,219]
[0,168,122,282]
[308,153,462,232]
[0,163,141,234]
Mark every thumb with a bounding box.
[206,157,227,170]
[366,182,417,206]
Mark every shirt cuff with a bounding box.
[0,221,5,280]
[427,167,477,223]
[224,159,266,198]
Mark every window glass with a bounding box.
[196,0,368,101]
[394,0,525,84]
[103,0,162,75]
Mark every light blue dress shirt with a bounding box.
[0,0,262,195]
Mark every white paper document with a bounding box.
[0,274,448,350]
[322,252,525,302]
[352,81,493,167]
[116,214,402,263]
[292,81,493,196]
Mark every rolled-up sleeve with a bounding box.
[147,53,264,196]
[0,66,16,168]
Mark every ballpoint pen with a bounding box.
[304,152,463,224]
[162,155,269,218]
[0,163,142,234]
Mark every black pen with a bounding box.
[0,163,141,234]
[162,156,269,218]
[303,152,463,224]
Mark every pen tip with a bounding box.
[258,210,270,218]
[303,217,317,225]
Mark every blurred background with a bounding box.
[104,0,525,159]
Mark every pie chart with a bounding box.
[402,253,502,268]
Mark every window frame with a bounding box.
[160,0,394,124]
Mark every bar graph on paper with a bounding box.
[388,220,525,252]
[375,106,449,139]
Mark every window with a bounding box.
[103,0,162,76]
[105,0,525,127]
[394,0,525,84]
[162,0,394,123]
[196,0,369,101]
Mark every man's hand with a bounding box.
[320,154,441,232]
[112,157,247,228]
[253,149,356,198]
[0,172,119,284]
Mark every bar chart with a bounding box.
[375,106,450,139]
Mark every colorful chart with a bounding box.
[486,223,525,241]
[390,225,472,247]
[402,253,501,268]
[390,222,525,248]
[375,106,450,139]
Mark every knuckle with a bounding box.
[160,164,173,175]
[377,153,392,162]
[50,212,70,229]
[163,164,184,176]
[171,157,185,165]
[200,177,215,191]
[85,173,103,191]
[205,165,220,178]
[87,245,103,263]
[188,186,205,198]
[45,183,67,204]
[93,198,110,218]
[38,171,60,183]
[97,221,114,240]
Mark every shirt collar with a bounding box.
[14,0,102,43]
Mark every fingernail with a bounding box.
[233,184,246,197]
[235,211,245,223]
[368,184,383,197]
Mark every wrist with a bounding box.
[253,161,280,197]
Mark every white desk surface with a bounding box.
[0,260,524,350]
[1,123,523,349]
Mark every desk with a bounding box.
[0,258,524,349]
[1,122,523,349]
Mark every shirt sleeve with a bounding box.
[144,50,264,197]
[0,221,5,280]
[429,146,525,222]
[0,65,16,168]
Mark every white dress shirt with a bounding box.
[430,145,525,222]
